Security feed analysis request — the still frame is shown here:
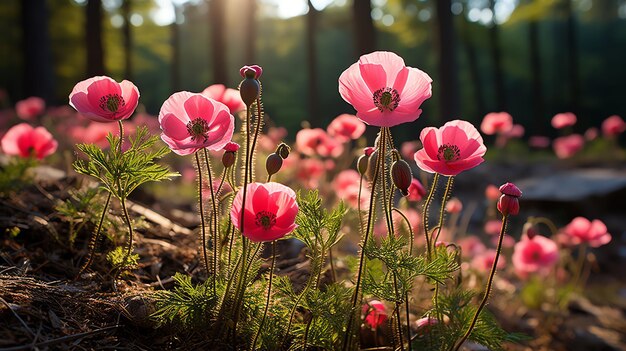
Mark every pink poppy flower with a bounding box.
[551,112,577,129]
[326,114,366,142]
[552,134,584,159]
[485,184,500,201]
[601,115,626,137]
[230,182,298,242]
[528,135,550,148]
[445,197,463,214]
[258,126,288,152]
[407,178,427,202]
[338,51,432,127]
[158,91,235,156]
[295,158,326,188]
[333,170,361,194]
[563,217,611,247]
[362,300,387,329]
[69,122,119,149]
[512,234,559,277]
[415,316,439,335]
[413,120,487,176]
[202,84,246,114]
[15,97,45,120]
[471,249,506,272]
[295,128,343,157]
[480,112,513,135]
[69,76,139,123]
[1,123,57,159]
[457,236,486,256]
[584,127,598,141]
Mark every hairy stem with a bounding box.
[203,148,219,292]
[433,176,454,244]
[76,192,111,278]
[195,152,210,275]
[422,173,440,259]
[251,241,276,350]
[452,215,509,351]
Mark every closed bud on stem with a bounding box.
[239,65,263,106]
[357,154,368,175]
[266,153,283,177]
[522,222,538,239]
[497,182,522,216]
[366,149,378,180]
[221,141,240,168]
[391,159,412,196]
[277,143,290,159]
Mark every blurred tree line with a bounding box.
[1,0,625,140]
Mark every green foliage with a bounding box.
[73,126,177,201]
[0,157,36,193]
[152,273,221,330]
[292,190,346,255]
[106,246,139,271]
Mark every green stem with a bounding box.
[251,241,276,350]
[119,197,134,272]
[342,128,384,351]
[195,152,210,275]
[392,272,405,351]
[303,315,314,350]
[422,173,440,259]
[76,192,112,278]
[203,148,219,292]
[433,176,454,245]
[452,215,508,351]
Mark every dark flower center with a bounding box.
[437,144,461,162]
[99,94,125,113]
[373,87,400,112]
[186,118,210,142]
[255,210,277,230]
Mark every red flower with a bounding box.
[69,76,139,123]
[480,112,513,135]
[15,97,45,120]
[362,300,387,329]
[563,217,611,247]
[202,84,246,114]
[326,114,365,142]
[1,123,57,159]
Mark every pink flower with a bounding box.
[239,65,263,79]
[1,123,57,159]
[413,120,487,176]
[552,134,584,159]
[528,135,550,149]
[414,316,438,335]
[480,112,513,135]
[258,126,288,152]
[326,114,366,142]
[512,234,559,277]
[230,182,298,242]
[471,249,506,272]
[338,51,432,127]
[485,184,500,201]
[584,127,598,141]
[202,84,246,114]
[458,236,486,256]
[158,91,235,156]
[601,115,626,137]
[503,124,525,139]
[69,76,140,123]
[563,217,612,247]
[445,198,463,214]
[333,170,361,194]
[69,122,119,148]
[295,128,343,157]
[295,158,326,188]
[551,112,577,129]
[407,178,427,201]
[15,97,45,120]
[484,220,502,236]
[497,182,522,216]
[362,300,387,329]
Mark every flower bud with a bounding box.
[223,141,240,152]
[239,65,263,79]
[266,153,283,177]
[391,159,412,196]
[366,150,378,180]
[363,146,375,157]
[239,78,260,107]
[222,151,236,168]
[497,182,522,216]
[277,143,290,159]
[522,222,538,240]
[357,154,368,175]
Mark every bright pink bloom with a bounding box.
[1,123,57,159]
[553,134,584,159]
[563,217,612,247]
[15,97,45,120]
[326,114,366,142]
[239,65,263,79]
[295,158,326,188]
[230,182,298,242]
[471,249,506,272]
[362,300,387,329]
[333,170,361,194]
[601,115,626,137]
[407,178,427,201]
[202,84,246,114]
[223,141,240,152]
[413,120,487,176]
[457,236,486,256]
[295,128,343,158]
[584,127,598,141]
[485,184,500,201]
[480,112,513,135]
[512,234,559,277]
[69,76,139,123]
[69,122,119,148]
[551,112,577,129]
[158,91,235,156]
[445,198,463,214]
[414,317,439,335]
[338,51,432,127]
[528,135,551,148]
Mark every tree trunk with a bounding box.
[528,5,544,132]
[209,0,228,85]
[170,3,181,92]
[434,0,459,122]
[306,0,320,127]
[86,0,105,77]
[122,0,132,80]
[353,0,376,56]
[564,0,579,114]
[460,13,485,117]
[244,0,257,64]
[20,0,54,102]
[489,0,505,111]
